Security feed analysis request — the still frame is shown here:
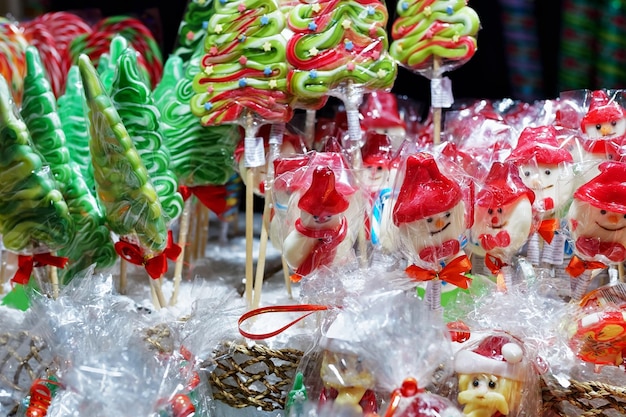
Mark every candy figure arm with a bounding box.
[79,54,168,253]
[110,49,184,222]
[0,74,73,252]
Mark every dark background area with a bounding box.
[46,0,567,105]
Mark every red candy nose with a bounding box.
[491,216,499,225]
[544,197,554,211]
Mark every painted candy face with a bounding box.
[470,198,533,258]
[568,200,626,245]
[397,201,466,262]
[361,163,389,192]
[583,118,626,140]
[519,163,574,215]
[457,373,519,417]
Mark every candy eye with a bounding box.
[544,169,551,175]
[488,381,497,389]
[524,171,530,177]
[427,218,433,223]
[612,121,617,126]
[497,208,503,214]
[487,208,493,215]
[596,124,602,130]
[445,212,451,218]
[601,210,607,215]
[472,379,480,387]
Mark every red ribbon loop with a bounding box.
[384,378,424,417]
[485,254,508,275]
[565,255,607,278]
[404,255,472,289]
[538,219,559,244]
[12,253,69,285]
[238,304,329,340]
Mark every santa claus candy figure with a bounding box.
[455,334,539,417]
[469,162,536,289]
[361,90,407,152]
[508,125,575,267]
[283,166,351,281]
[578,90,626,183]
[392,153,472,311]
[566,160,626,300]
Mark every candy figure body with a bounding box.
[283,166,351,280]
[469,162,535,285]
[508,126,574,266]
[566,161,626,299]
[393,153,472,309]
[455,335,526,417]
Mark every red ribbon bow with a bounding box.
[12,253,69,285]
[418,239,460,264]
[114,231,181,279]
[404,255,472,289]
[179,185,230,218]
[479,231,511,251]
[565,255,607,278]
[538,218,559,244]
[575,237,626,263]
[485,254,508,275]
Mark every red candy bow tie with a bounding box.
[479,230,511,251]
[114,231,181,279]
[538,219,559,244]
[12,253,69,285]
[405,255,473,289]
[565,255,607,278]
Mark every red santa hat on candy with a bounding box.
[581,90,626,133]
[454,335,525,381]
[392,153,462,225]
[298,166,349,217]
[509,125,573,165]
[361,91,407,132]
[574,160,626,214]
[476,162,535,208]
[362,132,392,167]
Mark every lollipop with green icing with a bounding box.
[154,46,238,187]
[58,65,94,193]
[98,35,151,94]
[78,53,168,253]
[20,46,117,282]
[111,49,184,222]
[0,73,73,252]
[172,0,215,63]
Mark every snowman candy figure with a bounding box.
[508,126,575,267]
[566,160,626,300]
[283,166,351,281]
[469,162,536,289]
[392,153,472,311]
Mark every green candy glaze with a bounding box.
[0,74,73,252]
[111,50,184,222]
[155,42,239,186]
[79,54,168,253]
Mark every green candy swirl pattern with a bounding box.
[79,54,168,253]
[58,65,95,193]
[190,0,292,125]
[155,53,238,186]
[285,0,397,100]
[390,0,480,77]
[172,0,216,63]
[111,50,184,222]
[21,46,72,189]
[0,74,73,252]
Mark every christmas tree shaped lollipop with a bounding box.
[58,65,95,193]
[0,74,73,256]
[110,49,184,223]
[21,46,116,283]
[286,0,397,160]
[390,0,480,143]
[172,0,216,62]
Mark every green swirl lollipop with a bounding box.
[21,46,116,282]
[154,46,238,187]
[0,74,73,252]
[58,65,95,193]
[79,54,168,253]
[111,49,184,222]
[172,0,216,63]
